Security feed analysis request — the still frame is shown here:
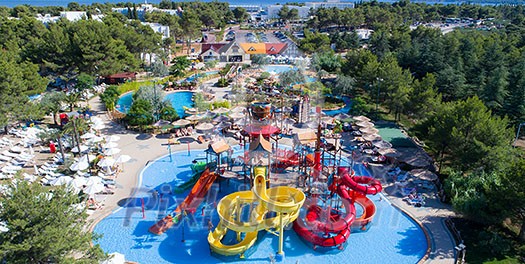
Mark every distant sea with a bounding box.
[0,0,514,8]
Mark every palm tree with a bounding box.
[63,92,81,112]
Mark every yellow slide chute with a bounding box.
[208,166,305,257]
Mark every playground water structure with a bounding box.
[116,91,194,117]
[93,147,428,264]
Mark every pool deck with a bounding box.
[86,94,456,264]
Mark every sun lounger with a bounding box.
[0,173,12,180]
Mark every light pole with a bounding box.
[514,122,525,147]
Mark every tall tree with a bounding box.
[0,181,105,263]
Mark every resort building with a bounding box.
[200,42,288,62]
[112,3,183,21]
[36,11,104,24]
[266,0,354,19]
[141,22,170,39]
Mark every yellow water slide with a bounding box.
[208,166,305,257]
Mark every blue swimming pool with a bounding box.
[185,71,219,83]
[323,96,353,116]
[94,147,427,264]
[116,91,194,117]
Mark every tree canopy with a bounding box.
[0,181,105,263]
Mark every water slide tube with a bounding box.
[149,168,217,235]
[293,196,355,248]
[337,167,381,230]
[208,166,305,257]
[338,167,382,195]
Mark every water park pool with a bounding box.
[323,96,353,116]
[94,147,427,264]
[185,71,219,83]
[116,91,194,117]
[264,65,296,74]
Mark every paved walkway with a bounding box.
[87,94,456,263]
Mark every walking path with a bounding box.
[86,94,456,263]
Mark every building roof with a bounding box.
[294,130,317,145]
[218,41,242,54]
[200,43,226,55]
[239,43,267,54]
[207,139,230,154]
[265,43,287,55]
[249,134,272,153]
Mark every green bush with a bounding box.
[217,78,229,87]
[212,100,231,109]
[99,85,121,111]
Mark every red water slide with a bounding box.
[149,168,217,235]
[338,167,382,195]
[293,196,356,249]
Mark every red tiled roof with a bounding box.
[201,43,226,54]
[265,43,287,55]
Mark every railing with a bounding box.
[445,217,466,264]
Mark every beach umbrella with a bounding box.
[104,148,121,156]
[353,115,371,122]
[115,155,131,163]
[51,176,73,186]
[86,136,104,145]
[410,168,438,181]
[230,106,246,113]
[363,133,381,142]
[195,122,214,131]
[97,157,115,168]
[69,177,87,189]
[103,142,118,149]
[83,182,105,195]
[71,145,88,153]
[80,132,96,139]
[78,154,96,164]
[372,140,393,149]
[377,148,401,158]
[85,176,103,186]
[106,135,121,142]
[184,108,199,115]
[360,127,379,134]
[212,107,230,114]
[90,116,103,125]
[172,119,191,127]
[92,123,105,130]
[70,161,89,171]
[102,252,126,264]
[215,121,232,129]
[401,156,431,168]
[185,114,203,121]
[213,115,230,123]
[229,112,245,120]
[355,121,375,127]
[334,113,351,121]
[153,120,172,128]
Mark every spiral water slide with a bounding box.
[293,167,383,248]
[208,166,305,257]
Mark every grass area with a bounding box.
[117,77,170,94]
[452,217,523,263]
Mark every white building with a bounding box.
[36,12,104,24]
[59,11,87,21]
[112,3,182,20]
[266,0,354,19]
[305,0,354,9]
[266,5,311,19]
[142,22,170,39]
